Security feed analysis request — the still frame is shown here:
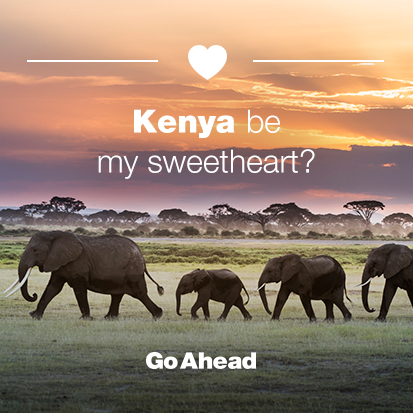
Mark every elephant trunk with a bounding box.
[258,274,272,315]
[176,288,182,316]
[17,260,37,302]
[361,267,375,313]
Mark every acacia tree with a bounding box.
[158,208,191,222]
[343,200,385,227]
[118,210,150,223]
[238,210,276,233]
[383,213,413,229]
[207,204,241,229]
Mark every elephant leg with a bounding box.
[191,295,208,320]
[30,275,66,320]
[377,281,398,321]
[71,279,92,319]
[234,295,252,320]
[299,293,317,322]
[132,291,163,320]
[332,291,352,321]
[202,303,210,320]
[105,294,124,320]
[272,285,291,320]
[406,287,413,309]
[323,299,334,322]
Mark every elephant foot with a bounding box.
[80,314,93,320]
[244,314,252,321]
[29,311,42,320]
[152,308,163,320]
[191,315,199,320]
[344,314,352,322]
[324,318,334,323]
[270,316,280,321]
[375,316,387,322]
[309,317,317,323]
[104,314,118,320]
[217,316,226,322]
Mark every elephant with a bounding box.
[258,254,352,322]
[361,243,413,321]
[175,268,252,321]
[4,231,164,320]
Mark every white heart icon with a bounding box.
[188,45,227,80]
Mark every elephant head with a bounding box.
[258,254,301,314]
[176,269,210,316]
[6,231,83,302]
[361,244,412,312]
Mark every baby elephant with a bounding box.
[176,268,252,321]
[258,254,352,322]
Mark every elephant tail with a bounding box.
[242,284,250,306]
[144,268,164,296]
[344,285,353,304]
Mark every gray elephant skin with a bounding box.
[258,254,352,322]
[175,268,252,320]
[11,231,164,320]
[361,243,413,321]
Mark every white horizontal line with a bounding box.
[253,60,384,63]
[27,60,158,63]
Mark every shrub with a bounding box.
[105,227,118,235]
[0,224,4,232]
[123,229,143,237]
[205,226,219,236]
[152,229,174,237]
[264,230,280,238]
[74,227,87,235]
[407,232,413,240]
[221,230,232,237]
[362,229,373,238]
[180,226,200,236]
[231,229,245,237]
[306,231,321,239]
[287,231,302,239]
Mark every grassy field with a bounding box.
[1,239,413,412]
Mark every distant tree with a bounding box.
[343,200,385,227]
[88,209,119,223]
[383,213,413,229]
[158,208,191,222]
[263,203,316,229]
[238,210,275,233]
[207,204,241,229]
[19,202,50,218]
[118,210,150,223]
[316,213,364,227]
[276,206,316,229]
[49,196,86,215]
[0,208,26,222]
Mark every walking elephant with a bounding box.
[258,254,352,322]
[175,268,252,320]
[4,231,164,320]
[361,243,413,321]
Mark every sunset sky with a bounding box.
[1,0,412,215]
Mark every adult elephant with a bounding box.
[4,231,164,320]
[361,243,413,321]
[176,268,252,320]
[258,254,352,322]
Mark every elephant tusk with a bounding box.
[256,283,266,291]
[354,277,372,288]
[5,268,32,298]
[3,277,19,294]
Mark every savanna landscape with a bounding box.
[2,238,413,413]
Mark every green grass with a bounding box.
[1,240,413,412]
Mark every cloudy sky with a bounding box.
[1,0,412,215]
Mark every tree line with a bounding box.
[1,197,413,233]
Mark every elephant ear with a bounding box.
[384,245,412,279]
[281,254,301,283]
[44,232,83,273]
[193,270,210,291]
